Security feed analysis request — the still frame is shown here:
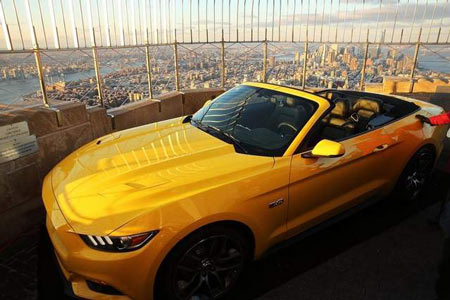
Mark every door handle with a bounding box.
[373,144,389,153]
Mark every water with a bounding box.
[0,68,116,105]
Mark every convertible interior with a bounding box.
[313,90,420,142]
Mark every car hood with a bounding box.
[50,117,274,235]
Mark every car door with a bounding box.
[286,126,400,238]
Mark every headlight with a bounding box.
[80,231,159,252]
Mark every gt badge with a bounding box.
[269,198,284,208]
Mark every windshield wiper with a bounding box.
[207,125,249,154]
[191,120,248,154]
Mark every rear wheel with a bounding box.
[395,146,436,202]
[155,226,250,300]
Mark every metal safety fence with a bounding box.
[0,0,449,108]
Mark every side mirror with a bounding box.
[302,139,345,158]
[203,99,212,108]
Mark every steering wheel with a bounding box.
[278,122,298,136]
[342,113,360,128]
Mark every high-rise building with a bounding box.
[269,56,276,67]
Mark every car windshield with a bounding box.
[191,85,318,156]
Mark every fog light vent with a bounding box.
[86,280,123,295]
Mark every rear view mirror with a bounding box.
[302,139,345,158]
[447,128,450,138]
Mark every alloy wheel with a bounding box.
[403,149,435,201]
[173,235,244,300]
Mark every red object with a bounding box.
[429,111,450,126]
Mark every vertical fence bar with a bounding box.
[119,0,125,45]
[49,0,61,49]
[13,0,25,49]
[341,0,347,42]
[214,0,216,42]
[243,0,247,41]
[34,49,49,107]
[292,0,296,42]
[173,41,181,91]
[131,0,137,45]
[103,0,111,46]
[251,0,254,42]
[271,0,275,41]
[263,32,268,82]
[257,0,261,41]
[69,0,80,48]
[391,0,399,43]
[409,42,421,94]
[197,0,200,42]
[358,0,365,42]
[37,0,48,49]
[278,0,281,41]
[427,0,438,43]
[320,0,325,42]
[78,0,87,47]
[360,30,369,91]
[221,31,226,87]
[60,0,69,47]
[0,0,12,50]
[26,0,49,106]
[92,47,105,107]
[409,28,422,94]
[302,39,308,89]
[409,0,418,43]
[24,0,37,49]
[145,45,154,98]
[335,0,340,42]
[206,0,209,42]
[236,0,240,41]
[437,0,448,43]
[190,0,193,43]
[374,0,382,43]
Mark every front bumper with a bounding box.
[46,216,137,299]
[42,175,163,300]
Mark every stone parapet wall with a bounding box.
[0,88,224,245]
[365,76,450,94]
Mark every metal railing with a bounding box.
[0,0,449,108]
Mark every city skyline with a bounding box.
[1,42,449,107]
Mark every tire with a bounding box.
[155,225,250,300]
[394,146,436,202]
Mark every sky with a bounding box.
[0,0,449,50]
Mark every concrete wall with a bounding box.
[0,88,224,245]
[365,76,450,94]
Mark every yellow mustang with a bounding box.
[43,83,448,300]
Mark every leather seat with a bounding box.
[328,98,354,130]
[353,99,382,121]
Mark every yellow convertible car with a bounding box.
[43,83,448,300]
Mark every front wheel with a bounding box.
[155,226,250,300]
[395,146,436,202]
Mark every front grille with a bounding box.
[86,280,123,295]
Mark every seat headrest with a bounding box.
[353,99,381,113]
[286,97,296,107]
[331,98,350,118]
